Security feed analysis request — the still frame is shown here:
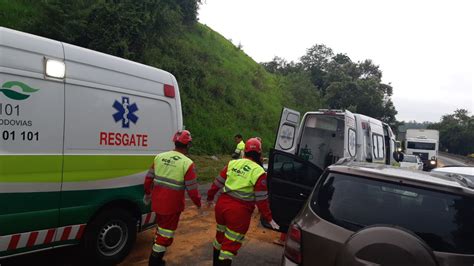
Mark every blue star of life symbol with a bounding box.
[112,97,139,128]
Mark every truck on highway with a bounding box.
[404,129,439,170]
[0,27,183,264]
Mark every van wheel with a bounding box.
[82,208,137,265]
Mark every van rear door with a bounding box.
[274,107,300,154]
[344,111,357,159]
[264,149,323,232]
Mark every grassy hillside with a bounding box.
[144,24,287,153]
[0,1,320,154]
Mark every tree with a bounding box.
[429,109,474,155]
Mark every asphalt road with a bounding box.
[437,154,468,167]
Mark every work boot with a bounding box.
[149,251,166,266]
[219,259,232,266]
[213,249,220,266]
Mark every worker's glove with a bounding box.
[269,219,280,230]
[143,194,152,205]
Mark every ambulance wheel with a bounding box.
[82,208,137,265]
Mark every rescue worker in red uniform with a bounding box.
[144,130,202,266]
[207,138,280,266]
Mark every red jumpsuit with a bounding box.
[207,164,272,261]
[144,160,201,253]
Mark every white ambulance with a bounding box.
[265,108,399,229]
[0,27,183,264]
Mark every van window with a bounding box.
[407,141,436,150]
[348,129,356,157]
[272,152,323,187]
[311,173,474,254]
[278,124,296,150]
[372,134,384,159]
[299,114,345,169]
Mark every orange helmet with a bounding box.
[172,130,192,145]
[245,138,262,153]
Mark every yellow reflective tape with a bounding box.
[153,244,166,253]
[219,250,235,260]
[158,227,175,238]
[213,239,222,250]
[224,228,245,242]
[216,224,226,232]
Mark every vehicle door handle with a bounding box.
[299,193,307,197]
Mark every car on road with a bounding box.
[264,153,474,265]
[400,154,423,170]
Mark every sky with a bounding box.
[198,0,473,122]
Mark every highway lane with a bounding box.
[437,154,468,167]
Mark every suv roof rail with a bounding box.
[318,108,345,113]
[334,157,354,165]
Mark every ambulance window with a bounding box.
[278,124,296,150]
[348,129,356,157]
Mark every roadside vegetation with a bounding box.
[428,109,474,156]
[399,109,474,156]
[189,154,231,183]
[1,0,399,154]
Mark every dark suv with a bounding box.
[265,149,474,266]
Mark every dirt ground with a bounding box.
[1,199,283,266]
[120,203,283,266]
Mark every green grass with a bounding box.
[189,154,232,183]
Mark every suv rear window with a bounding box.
[311,173,474,254]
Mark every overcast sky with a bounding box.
[198,0,473,122]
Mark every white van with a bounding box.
[0,27,182,263]
[264,108,398,230]
[273,108,397,169]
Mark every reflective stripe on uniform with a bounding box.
[155,176,185,186]
[157,227,175,238]
[224,228,245,243]
[216,176,226,184]
[185,178,197,186]
[153,243,167,253]
[186,183,198,190]
[224,186,255,201]
[219,250,235,260]
[154,180,185,190]
[154,175,185,190]
[213,239,222,250]
[226,191,254,201]
[255,191,268,201]
[214,177,225,188]
[216,224,226,232]
[255,195,268,201]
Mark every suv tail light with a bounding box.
[284,224,302,264]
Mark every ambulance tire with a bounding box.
[82,208,137,265]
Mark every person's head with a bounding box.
[173,130,192,152]
[244,137,262,162]
[234,134,243,144]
